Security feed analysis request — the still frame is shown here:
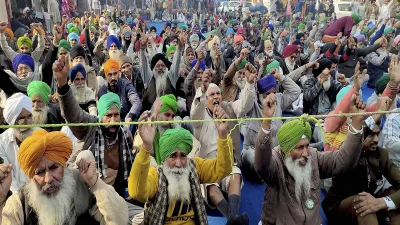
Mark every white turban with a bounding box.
[100,17,105,23]
[3,93,32,125]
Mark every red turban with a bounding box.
[283,45,299,58]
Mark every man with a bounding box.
[0,93,37,192]
[281,44,300,75]
[119,54,144,98]
[68,64,97,115]
[323,14,361,43]
[129,107,240,224]
[53,57,143,221]
[322,106,400,224]
[67,32,80,47]
[254,91,366,225]
[98,59,142,123]
[27,81,64,131]
[0,130,129,224]
[94,34,121,65]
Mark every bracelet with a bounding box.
[88,176,99,190]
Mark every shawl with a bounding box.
[5,70,42,93]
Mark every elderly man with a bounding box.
[98,59,142,123]
[0,130,129,224]
[27,81,64,131]
[52,57,143,222]
[129,107,239,223]
[94,34,121,64]
[67,32,80,47]
[0,93,38,192]
[190,63,256,221]
[254,91,367,225]
[70,44,98,94]
[119,54,144,98]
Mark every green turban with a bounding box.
[159,128,193,163]
[27,81,51,104]
[362,26,369,34]
[265,60,280,75]
[17,37,32,49]
[283,22,290,27]
[98,92,121,120]
[160,94,178,114]
[376,73,390,95]
[58,39,71,53]
[277,117,312,155]
[351,14,360,25]
[298,23,306,30]
[66,23,74,30]
[251,19,257,24]
[384,27,393,35]
[179,24,188,31]
[236,59,248,71]
[323,17,329,23]
[166,45,177,57]
[69,27,80,35]
[89,25,96,33]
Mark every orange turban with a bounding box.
[5,28,14,40]
[234,35,244,45]
[103,59,120,75]
[18,130,72,178]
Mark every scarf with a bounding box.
[5,70,41,93]
[142,159,208,225]
[94,126,133,180]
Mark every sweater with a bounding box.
[324,16,355,37]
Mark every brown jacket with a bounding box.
[254,130,363,225]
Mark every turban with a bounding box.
[312,58,332,77]
[298,23,306,30]
[293,40,301,45]
[166,22,172,28]
[109,22,117,31]
[323,17,329,23]
[12,54,34,74]
[94,17,99,24]
[58,39,71,53]
[68,32,80,42]
[69,27,80,35]
[130,22,136,29]
[351,14,360,25]
[277,118,312,155]
[190,34,200,43]
[234,35,244,44]
[384,27,393,35]
[151,53,171,70]
[27,81,51,104]
[191,59,206,71]
[375,73,390,95]
[80,33,86,44]
[236,59,248,71]
[268,24,274,31]
[66,23,74,30]
[336,85,352,104]
[237,27,245,35]
[119,54,133,68]
[166,45,177,57]
[18,130,73,179]
[264,40,273,48]
[265,60,280,74]
[201,27,208,34]
[180,24,189,31]
[356,34,366,42]
[226,28,234,36]
[17,37,32,49]
[150,26,157,32]
[103,25,108,31]
[159,128,193,163]
[296,33,304,40]
[98,92,121,120]
[280,30,288,38]
[257,75,276,94]
[283,22,290,27]
[283,45,299,58]
[4,93,32,125]
[69,63,86,81]
[106,35,121,50]
[70,44,85,60]
[103,59,120,76]
[160,94,178,114]
[5,28,14,40]
[124,29,132,38]
[100,17,105,23]
[207,36,220,50]
[75,18,81,24]
[127,18,133,24]
[117,19,123,24]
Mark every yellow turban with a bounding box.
[103,59,120,75]
[18,130,73,178]
[5,28,14,40]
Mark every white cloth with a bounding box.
[3,93,32,125]
[5,70,42,93]
[47,0,61,24]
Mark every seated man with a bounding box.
[0,130,129,224]
[129,108,234,224]
[255,92,366,225]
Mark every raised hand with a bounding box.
[178,31,188,48]
[138,111,156,150]
[389,55,400,86]
[337,73,347,86]
[213,105,229,139]
[53,55,69,87]
[261,93,277,130]
[77,158,98,188]
[244,62,257,84]
[0,164,12,203]
[376,96,391,112]
[350,94,366,130]
[53,25,62,45]
[0,21,7,33]
[239,48,250,60]
[353,62,365,91]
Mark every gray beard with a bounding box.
[235,75,247,90]
[32,106,49,125]
[70,84,87,103]
[162,161,192,203]
[284,156,312,203]
[153,69,169,97]
[26,169,76,225]
[12,128,34,142]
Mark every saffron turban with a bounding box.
[98,92,121,120]
[27,81,51,104]
[166,45,177,57]
[277,118,312,155]
[160,94,178,114]
[234,35,244,44]
[106,35,121,50]
[94,17,99,24]
[58,39,71,53]
[12,54,34,73]
[103,59,120,76]
[18,130,73,178]
[68,32,80,43]
[159,128,193,162]
[69,63,86,81]
[5,28,14,40]
[3,93,32,125]
[191,59,206,71]
[257,75,276,94]
[17,36,32,49]
[265,60,280,75]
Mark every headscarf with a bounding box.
[277,118,312,155]
[166,45,177,57]
[106,35,121,50]
[191,59,206,71]
[69,27,79,35]
[58,39,71,53]
[12,54,34,73]
[5,28,14,40]
[160,94,178,113]
[351,14,360,24]
[375,73,390,95]
[159,128,193,163]
[18,130,73,178]
[97,92,121,120]
[27,81,51,104]
[68,32,80,42]
[69,63,86,81]
[283,45,298,58]
[17,37,32,49]
[70,44,85,60]
[265,60,280,74]
[3,93,32,125]
[257,75,276,93]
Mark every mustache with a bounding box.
[42,180,62,192]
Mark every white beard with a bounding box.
[32,106,49,125]
[26,169,76,225]
[323,78,331,92]
[12,128,34,142]
[71,84,87,103]
[285,58,296,73]
[235,75,247,90]
[153,69,169,97]
[266,50,273,57]
[163,161,191,203]
[284,156,312,203]
[109,49,121,61]
[210,49,217,61]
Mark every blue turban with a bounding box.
[166,22,172,28]
[191,59,206,71]
[226,28,234,36]
[69,63,86,81]
[257,75,277,93]
[130,22,136,29]
[106,35,121,50]
[201,27,207,33]
[12,54,34,73]
[68,32,79,42]
[126,18,133,24]
[268,24,274,31]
